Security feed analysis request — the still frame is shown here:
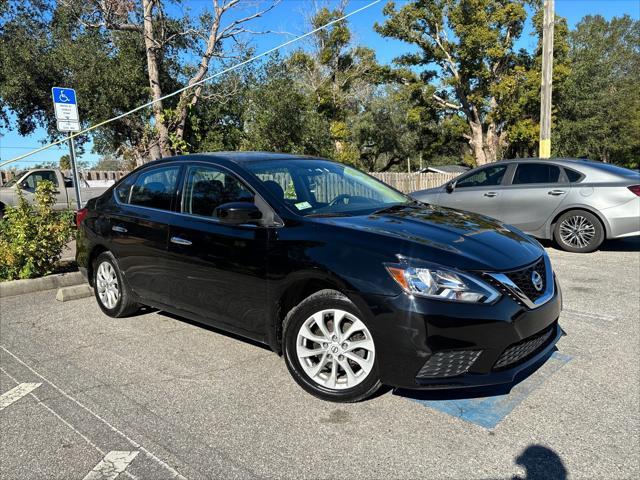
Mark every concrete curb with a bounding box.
[56,284,94,302]
[0,271,86,298]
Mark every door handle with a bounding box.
[484,192,498,197]
[111,225,128,233]
[548,190,566,196]
[170,236,192,246]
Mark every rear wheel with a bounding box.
[93,251,139,317]
[553,210,604,253]
[283,289,381,402]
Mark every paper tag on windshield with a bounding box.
[295,201,312,210]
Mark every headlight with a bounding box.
[385,262,500,304]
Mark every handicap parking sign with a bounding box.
[52,87,80,129]
[52,87,77,105]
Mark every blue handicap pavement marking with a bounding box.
[400,351,572,430]
[52,87,77,105]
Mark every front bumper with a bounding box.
[354,276,563,390]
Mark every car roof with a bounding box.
[158,151,326,165]
[498,157,598,166]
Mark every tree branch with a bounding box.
[432,94,462,110]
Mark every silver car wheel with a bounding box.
[559,215,596,249]
[296,309,375,390]
[96,261,120,309]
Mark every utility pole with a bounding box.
[539,0,554,159]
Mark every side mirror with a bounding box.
[215,202,262,225]
[445,182,455,193]
[19,181,29,190]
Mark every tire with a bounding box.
[93,251,140,317]
[553,210,605,253]
[283,289,381,402]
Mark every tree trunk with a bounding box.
[484,121,500,163]
[469,121,488,166]
[142,0,171,160]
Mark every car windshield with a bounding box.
[244,158,410,216]
[3,171,27,187]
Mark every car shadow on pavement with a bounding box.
[512,444,568,480]
[156,310,273,351]
[599,237,640,252]
[538,237,639,252]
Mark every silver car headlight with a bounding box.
[385,262,501,304]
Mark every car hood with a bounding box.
[410,186,442,197]
[317,204,544,272]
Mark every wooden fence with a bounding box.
[369,172,457,193]
[0,169,456,193]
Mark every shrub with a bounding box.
[0,181,74,281]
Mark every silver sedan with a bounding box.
[411,158,640,253]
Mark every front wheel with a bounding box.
[93,251,140,317]
[283,289,381,402]
[553,210,605,253]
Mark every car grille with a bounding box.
[493,324,556,371]
[506,257,547,302]
[417,350,482,378]
[483,257,548,307]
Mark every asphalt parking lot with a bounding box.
[1,240,639,479]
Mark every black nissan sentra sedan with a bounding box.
[76,152,563,402]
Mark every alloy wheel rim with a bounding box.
[559,215,596,248]
[96,261,120,309]
[296,309,375,390]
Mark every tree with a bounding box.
[554,15,640,168]
[242,57,333,156]
[291,3,386,164]
[375,0,567,165]
[93,155,124,170]
[0,1,155,164]
[67,0,278,160]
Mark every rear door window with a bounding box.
[130,166,180,211]
[114,175,137,204]
[456,165,508,188]
[512,163,561,184]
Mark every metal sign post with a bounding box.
[52,87,82,209]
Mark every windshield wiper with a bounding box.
[371,201,423,216]
[306,212,353,218]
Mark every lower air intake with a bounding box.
[417,350,482,378]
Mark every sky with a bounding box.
[1,0,638,170]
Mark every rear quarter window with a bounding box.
[564,168,583,183]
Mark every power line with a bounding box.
[0,145,67,150]
[0,0,381,169]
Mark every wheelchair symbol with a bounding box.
[59,91,70,102]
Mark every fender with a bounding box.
[266,268,359,354]
[545,203,611,239]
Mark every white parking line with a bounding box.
[1,346,188,479]
[0,382,41,411]
[0,367,137,480]
[83,451,139,480]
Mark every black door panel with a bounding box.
[167,217,269,340]
[108,207,172,304]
